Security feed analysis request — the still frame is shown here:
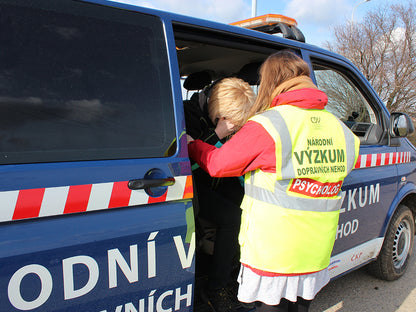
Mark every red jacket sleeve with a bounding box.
[188,120,276,177]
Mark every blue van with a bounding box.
[0,0,414,311]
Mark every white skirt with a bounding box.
[237,265,330,305]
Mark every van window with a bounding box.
[313,64,382,144]
[0,1,176,164]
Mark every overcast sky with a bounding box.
[112,0,409,47]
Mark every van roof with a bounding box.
[88,0,357,72]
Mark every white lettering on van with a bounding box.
[6,232,195,311]
[147,232,158,278]
[348,188,357,211]
[148,290,156,312]
[63,255,99,299]
[108,245,139,289]
[369,183,380,204]
[8,264,53,310]
[340,183,380,213]
[336,219,359,240]
[157,290,173,312]
[99,284,192,312]
[175,284,193,310]
[336,183,380,240]
[173,232,195,269]
[358,186,368,207]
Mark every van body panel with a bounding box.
[0,0,415,311]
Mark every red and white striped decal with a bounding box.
[0,175,193,222]
[354,151,411,169]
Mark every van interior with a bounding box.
[174,25,279,311]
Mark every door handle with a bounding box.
[128,177,175,190]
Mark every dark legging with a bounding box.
[195,174,243,290]
[255,298,312,312]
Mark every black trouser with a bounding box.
[255,298,312,312]
[195,174,243,290]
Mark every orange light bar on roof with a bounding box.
[230,14,298,29]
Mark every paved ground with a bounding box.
[310,241,416,312]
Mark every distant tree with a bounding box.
[326,1,416,116]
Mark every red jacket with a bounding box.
[188,88,328,177]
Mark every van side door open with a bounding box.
[0,1,194,311]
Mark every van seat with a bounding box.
[183,71,212,91]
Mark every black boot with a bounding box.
[203,284,253,312]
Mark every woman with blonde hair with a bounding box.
[188,51,360,311]
[208,77,255,136]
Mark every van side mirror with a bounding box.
[389,112,415,137]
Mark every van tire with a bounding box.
[367,204,414,280]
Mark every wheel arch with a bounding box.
[382,182,416,238]
[400,193,416,235]
[367,186,415,280]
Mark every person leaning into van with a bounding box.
[187,51,360,312]
[184,77,256,312]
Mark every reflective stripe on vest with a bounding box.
[245,171,341,212]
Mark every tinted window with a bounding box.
[0,0,176,164]
[313,64,382,144]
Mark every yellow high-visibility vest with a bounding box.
[239,105,360,274]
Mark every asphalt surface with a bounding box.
[310,240,416,312]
